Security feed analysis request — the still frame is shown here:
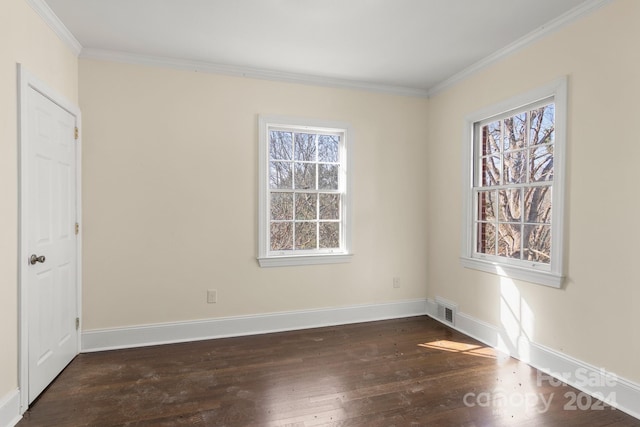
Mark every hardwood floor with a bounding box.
[17,316,638,426]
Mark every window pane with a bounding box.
[270,222,293,250]
[477,222,496,255]
[529,145,553,182]
[318,135,339,162]
[295,193,317,220]
[498,223,522,259]
[271,193,293,220]
[529,104,554,146]
[270,131,292,160]
[319,222,339,248]
[482,155,500,186]
[318,164,339,190]
[294,163,316,190]
[482,121,501,156]
[477,191,496,221]
[524,186,552,224]
[270,161,292,189]
[294,133,316,161]
[523,224,551,263]
[295,222,317,249]
[503,150,526,184]
[319,193,340,220]
[498,189,522,222]
[504,113,527,151]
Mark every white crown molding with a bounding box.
[79,48,430,98]
[0,389,21,427]
[29,0,611,98]
[25,0,82,56]
[81,298,429,352]
[427,0,613,97]
[426,298,640,421]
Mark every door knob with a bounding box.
[29,254,46,265]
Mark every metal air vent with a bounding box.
[436,297,457,326]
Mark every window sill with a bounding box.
[460,257,564,288]
[258,253,353,268]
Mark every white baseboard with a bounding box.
[82,298,429,352]
[426,298,640,421]
[0,389,21,427]
[425,298,438,318]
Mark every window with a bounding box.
[460,78,567,287]
[258,116,352,267]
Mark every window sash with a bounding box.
[268,191,344,255]
[267,128,345,255]
[471,100,555,269]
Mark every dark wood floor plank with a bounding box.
[17,316,639,426]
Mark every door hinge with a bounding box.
[75,222,79,235]
[74,127,79,140]
[75,317,80,330]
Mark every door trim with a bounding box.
[17,64,82,413]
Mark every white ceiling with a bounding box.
[43,0,594,95]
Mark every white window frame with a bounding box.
[258,115,353,267]
[460,77,567,288]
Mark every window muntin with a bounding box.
[474,100,555,266]
[258,116,352,267]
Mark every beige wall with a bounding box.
[426,0,640,383]
[0,0,78,401]
[78,59,430,329]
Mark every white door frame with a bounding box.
[17,64,82,413]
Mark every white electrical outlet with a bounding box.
[207,289,217,304]
[393,277,401,288]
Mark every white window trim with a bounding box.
[257,115,353,267]
[460,77,568,288]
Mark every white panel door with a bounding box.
[26,87,78,403]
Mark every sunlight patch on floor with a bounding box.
[418,340,496,359]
